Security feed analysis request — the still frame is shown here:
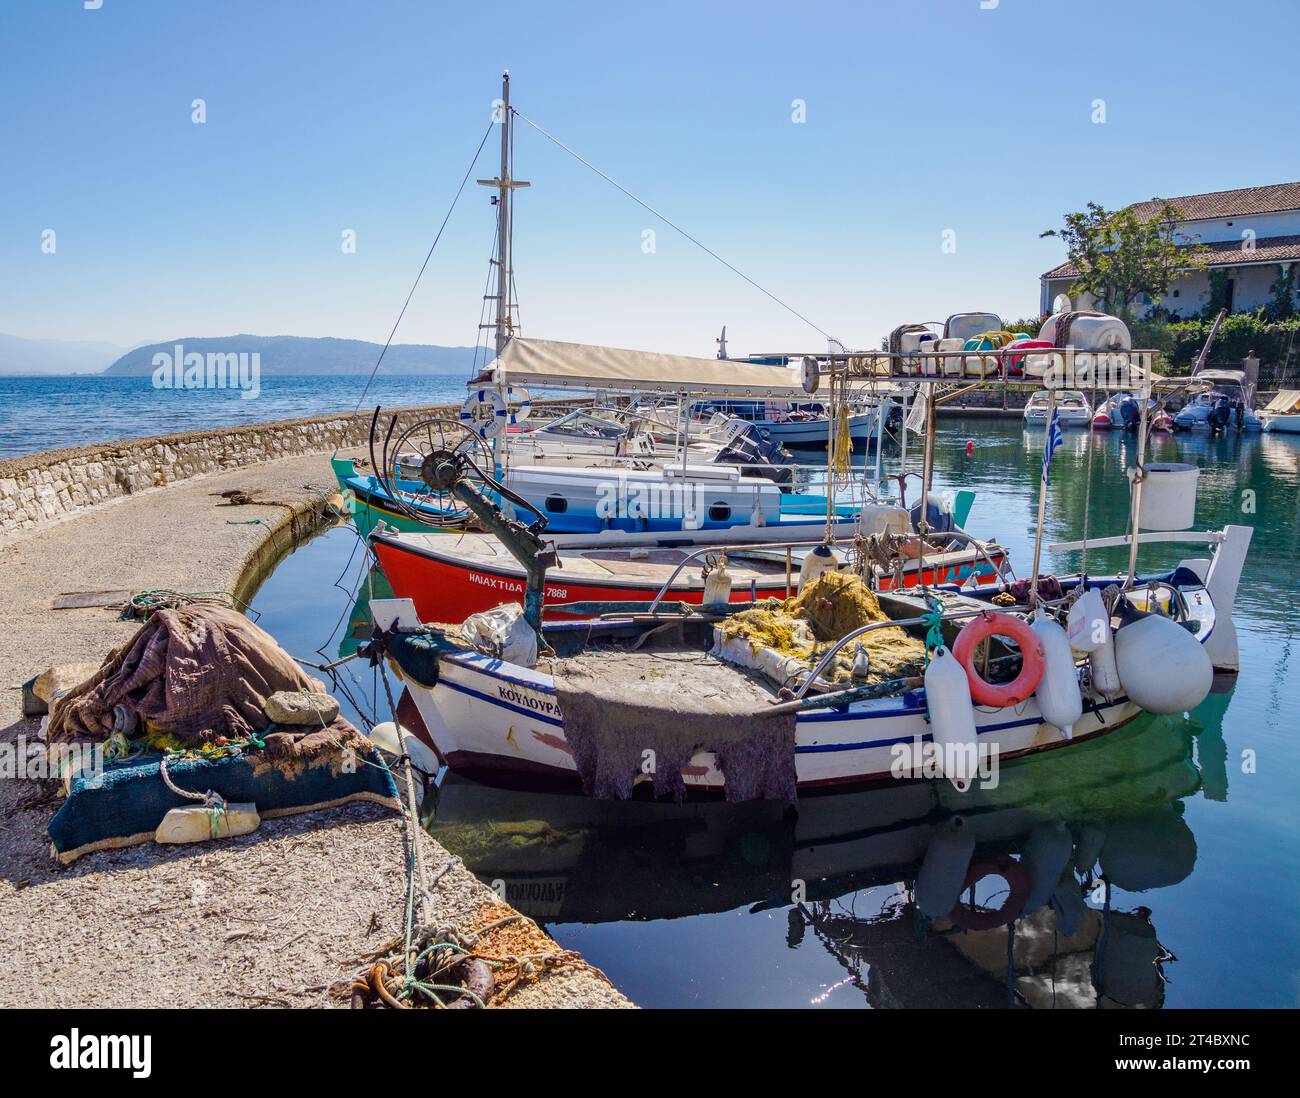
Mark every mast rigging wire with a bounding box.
[511,107,841,347]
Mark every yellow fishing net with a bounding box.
[718,570,925,684]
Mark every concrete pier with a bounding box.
[0,417,630,1008]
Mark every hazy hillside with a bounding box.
[0,334,129,375]
[103,335,484,377]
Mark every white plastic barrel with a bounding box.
[1127,462,1199,531]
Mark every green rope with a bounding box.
[121,588,252,620]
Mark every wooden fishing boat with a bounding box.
[368,550,1227,796]
[369,526,1010,624]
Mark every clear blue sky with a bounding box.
[2,0,1297,358]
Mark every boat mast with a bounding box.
[478,70,530,360]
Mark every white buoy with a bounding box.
[1066,588,1109,653]
[1114,613,1213,714]
[1022,820,1073,913]
[1032,610,1083,738]
[924,646,980,792]
[156,803,260,845]
[798,544,839,590]
[703,560,733,607]
[915,816,975,918]
[1089,629,1123,702]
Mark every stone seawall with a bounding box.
[0,403,461,538]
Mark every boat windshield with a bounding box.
[536,410,628,441]
[1027,391,1084,408]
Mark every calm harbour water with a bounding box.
[0,374,471,458]
[249,416,1300,1008]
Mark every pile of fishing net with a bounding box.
[714,570,926,687]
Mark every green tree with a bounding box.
[1041,201,1208,318]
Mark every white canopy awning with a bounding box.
[490,337,810,397]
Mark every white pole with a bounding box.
[1126,380,1153,586]
[1028,386,1058,609]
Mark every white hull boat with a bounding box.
[369,526,1250,799]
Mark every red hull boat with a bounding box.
[371,530,1009,623]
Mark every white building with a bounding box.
[1040,181,1300,319]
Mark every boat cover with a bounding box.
[1263,389,1300,414]
[490,337,809,396]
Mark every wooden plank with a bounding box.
[52,590,132,610]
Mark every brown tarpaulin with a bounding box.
[47,604,369,760]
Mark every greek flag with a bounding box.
[1041,408,1064,485]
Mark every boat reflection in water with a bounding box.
[423,696,1224,1009]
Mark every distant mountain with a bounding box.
[0,333,129,375]
[102,335,484,377]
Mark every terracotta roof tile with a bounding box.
[1042,233,1300,280]
[1130,182,1300,223]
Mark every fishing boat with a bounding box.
[362,380,1251,799]
[1260,389,1300,433]
[370,524,1243,796]
[369,514,1009,624]
[1024,390,1092,427]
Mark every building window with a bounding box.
[1172,289,1180,298]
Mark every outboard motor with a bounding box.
[910,492,956,540]
[1118,397,1142,431]
[1207,396,1232,433]
[716,423,797,486]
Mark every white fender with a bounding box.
[797,544,839,590]
[1032,610,1083,737]
[914,816,975,918]
[369,720,442,777]
[924,646,980,792]
[703,561,733,607]
[1114,613,1212,714]
[1022,820,1073,913]
[1089,628,1122,702]
[1066,588,1108,653]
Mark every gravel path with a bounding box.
[0,450,631,1008]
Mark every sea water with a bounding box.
[249,416,1300,1008]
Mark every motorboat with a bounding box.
[1091,392,1174,432]
[1173,369,1262,431]
[1260,390,1300,433]
[1024,390,1092,427]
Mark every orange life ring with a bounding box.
[951,610,1044,706]
[948,854,1031,931]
